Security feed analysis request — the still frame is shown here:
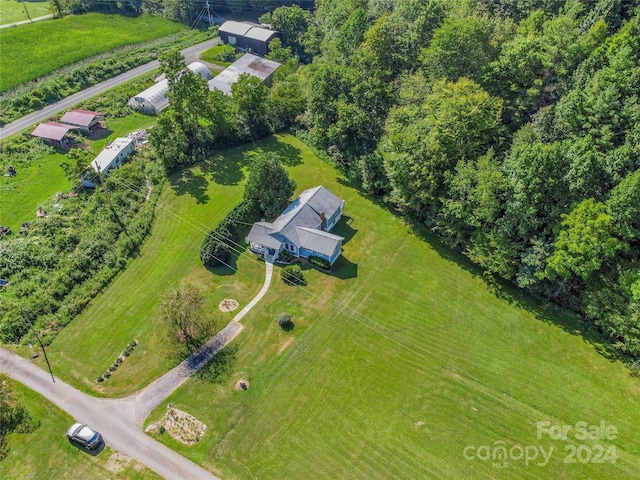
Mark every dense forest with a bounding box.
[155,0,640,363]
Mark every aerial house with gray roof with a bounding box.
[246,186,346,265]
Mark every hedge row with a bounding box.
[97,340,138,382]
[309,255,331,270]
[200,199,261,268]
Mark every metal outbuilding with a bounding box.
[82,137,135,187]
[128,62,212,115]
[31,121,73,146]
[60,109,105,133]
[218,20,281,56]
[208,53,281,95]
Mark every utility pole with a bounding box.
[21,310,55,383]
[205,1,213,28]
[95,165,114,211]
[21,0,32,21]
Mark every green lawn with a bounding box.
[41,139,269,396]
[0,0,50,25]
[136,135,640,479]
[0,147,70,229]
[0,13,186,91]
[200,44,235,68]
[0,377,161,480]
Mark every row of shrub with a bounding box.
[276,250,294,263]
[200,199,261,268]
[308,255,331,270]
[0,29,209,125]
[96,340,138,382]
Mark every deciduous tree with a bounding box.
[243,152,296,218]
[158,281,217,359]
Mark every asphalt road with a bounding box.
[0,261,274,479]
[0,37,220,140]
[0,348,222,480]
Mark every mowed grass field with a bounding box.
[0,377,162,480]
[134,135,640,479]
[0,0,50,25]
[39,138,270,396]
[0,12,186,92]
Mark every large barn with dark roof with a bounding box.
[218,20,281,56]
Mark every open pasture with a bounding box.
[0,13,185,92]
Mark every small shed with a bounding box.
[208,54,281,96]
[128,62,212,115]
[31,121,73,146]
[82,137,134,187]
[60,109,105,133]
[218,20,281,56]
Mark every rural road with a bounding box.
[0,348,221,480]
[0,260,274,479]
[0,37,220,140]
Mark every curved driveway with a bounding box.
[0,38,220,140]
[0,260,274,479]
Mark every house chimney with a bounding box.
[319,211,326,231]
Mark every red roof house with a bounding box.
[60,109,105,132]
[31,121,72,145]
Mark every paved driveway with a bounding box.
[0,260,274,479]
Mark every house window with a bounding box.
[228,36,237,46]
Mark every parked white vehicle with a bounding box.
[66,423,103,450]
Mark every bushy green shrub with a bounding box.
[309,255,331,270]
[282,264,306,286]
[200,199,260,268]
[277,250,294,262]
[276,312,294,330]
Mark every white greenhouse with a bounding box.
[128,62,213,115]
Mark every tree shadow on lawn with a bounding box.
[249,136,303,166]
[193,343,238,384]
[204,243,249,277]
[295,257,357,281]
[201,150,248,186]
[170,167,210,204]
